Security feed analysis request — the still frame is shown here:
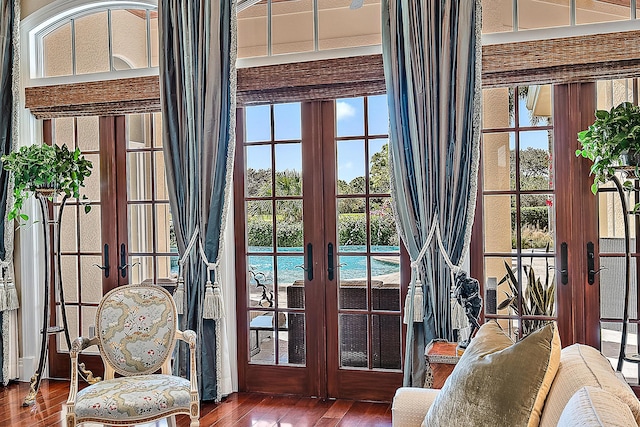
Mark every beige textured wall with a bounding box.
[481,88,513,317]
[41,9,149,77]
[21,0,55,19]
[237,0,381,58]
[111,9,149,68]
[596,80,637,239]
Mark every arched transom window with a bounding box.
[32,2,158,78]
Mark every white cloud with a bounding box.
[336,101,356,122]
[340,161,353,170]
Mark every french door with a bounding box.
[474,82,600,353]
[593,78,640,385]
[46,113,176,378]
[235,98,407,401]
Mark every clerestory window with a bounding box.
[32,3,158,79]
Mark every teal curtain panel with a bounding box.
[159,0,237,401]
[382,0,482,386]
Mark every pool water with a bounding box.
[248,245,400,285]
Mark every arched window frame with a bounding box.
[23,0,158,83]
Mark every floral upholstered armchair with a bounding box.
[66,284,199,427]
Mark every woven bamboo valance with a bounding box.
[26,76,161,118]
[482,29,640,87]
[25,55,387,118]
[24,29,640,118]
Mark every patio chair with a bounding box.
[66,284,199,427]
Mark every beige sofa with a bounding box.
[392,343,640,427]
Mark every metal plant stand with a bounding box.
[23,191,98,406]
[610,173,640,374]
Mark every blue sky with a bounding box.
[245,95,389,182]
[515,96,553,151]
[244,95,552,182]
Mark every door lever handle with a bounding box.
[94,243,110,278]
[586,241,605,285]
[296,243,313,281]
[119,262,140,272]
[327,243,335,281]
[119,243,127,278]
[559,242,568,285]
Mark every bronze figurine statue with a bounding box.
[454,270,482,348]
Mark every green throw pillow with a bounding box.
[423,321,561,427]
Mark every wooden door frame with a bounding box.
[320,100,406,402]
[553,82,600,347]
[471,83,600,348]
[235,101,407,400]
[114,115,130,286]
[234,105,323,396]
[234,108,249,391]
[47,116,129,378]
[303,101,329,397]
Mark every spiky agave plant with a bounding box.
[497,244,556,337]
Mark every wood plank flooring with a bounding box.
[0,380,392,426]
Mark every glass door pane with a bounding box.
[596,78,640,384]
[244,103,306,366]
[126,112,177,286]
[49,116,110,378]
[481,85,557,339]
[333,96,401,371]
[54,116,103,353]
[236,98,404,400]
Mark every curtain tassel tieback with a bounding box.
[203,280,224,320]
[403,279,423,324]
[0,273,6,313]
[174,227,200,316]
[6,280,18,311]
[174,276,185,315]
[5,272,18,311]
[199,239,225,321]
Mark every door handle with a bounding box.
[121,243,126,277]
[118,243,127,278]
[560,242,568,285]
[295,243,314,281]
[118,243,139,277]
[587,241,606,285]
[93,243,110,278]
[327,242,335,281]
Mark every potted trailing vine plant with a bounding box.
[576,101,640,194]
[0,144,92,222]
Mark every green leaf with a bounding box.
[497,297,515,311]
[1,143,93,224]
[19,214,29,221]
[84,204,92,214]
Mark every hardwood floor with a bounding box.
[0,380,393,426]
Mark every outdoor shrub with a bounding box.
[371,215,399,246]
[338,215,398,246]
[338,216,367,246]
[513,225,554,249]
[248,215,399,248]
[248,220,273,246]
[511,207,549,230]
[276,221,303,247]
[248,220,304,247]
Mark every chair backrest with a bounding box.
[96,284,178,376]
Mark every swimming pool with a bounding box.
[248,245,400,284]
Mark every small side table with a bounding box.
[424,340,464,389]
